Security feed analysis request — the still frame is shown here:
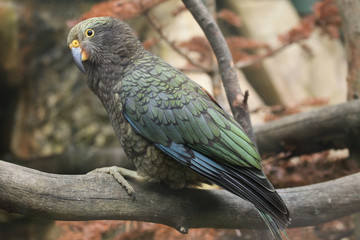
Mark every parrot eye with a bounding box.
[85,29,94,37]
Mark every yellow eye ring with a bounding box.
[85,29,94,37]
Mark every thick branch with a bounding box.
[0,160,359,232]
[182,0,255,142]
[7,100,360,176]
[6,100,360,177]
[254,99,360,157]
[7,146,133,174]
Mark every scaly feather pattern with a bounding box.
[67,17,291,239]
[121,52,290,232]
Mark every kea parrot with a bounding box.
[67,17,290,239]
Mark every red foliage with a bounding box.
[73,0,343,71]
[217,9,242,27]
[55,220,123,240]
[279,16,315,45]
[313,216,354,240]
[226,36,270,63]
[279,0,341,44]
[171,5,187,17]
[287,215,354,240]
[142,37,159,50]
[313,0,342,38]
[116,223,223,240]
[56,220,237,240]
[178,37,213,68]
[264,150,359,188]
[179,36,271,69]
[260,98,329,122]
[81,0,168,21]
[231,0,342,68]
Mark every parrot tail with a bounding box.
[257,210,289,240]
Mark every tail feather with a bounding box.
[258,210,289,240]
[154,141,291,239]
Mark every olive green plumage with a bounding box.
[67,17,290,239]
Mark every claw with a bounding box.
[130,191,136,202]
[88,166,139,200]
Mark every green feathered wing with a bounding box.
[121,53,290,238]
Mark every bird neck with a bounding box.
[86,64,122,99]
[85,48,145,106]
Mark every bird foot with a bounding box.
[87,166,142,201]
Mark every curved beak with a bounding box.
[69,40,88,73]
[71,47,86,73]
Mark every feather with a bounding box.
[68,17,291,239]
[156,141,290,230]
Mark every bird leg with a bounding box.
[87,166,145,201]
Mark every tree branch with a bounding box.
[143,11,211,73]
[6,146,134,174]
[254,99,360,157]
[336,0,360,99]
[235,38,306,69]
[181,0,255,142]
[0,160,359,232]
[7,100,360,176]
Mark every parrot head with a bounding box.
[67,17,142,73]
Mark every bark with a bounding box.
[182,0,255,143]
[336,0,360,99]
[0,160,359,232]
[254,99,360,157]
[8,147,134,174]
[6,99,360,175]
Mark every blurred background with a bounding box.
[0,0,358,239]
